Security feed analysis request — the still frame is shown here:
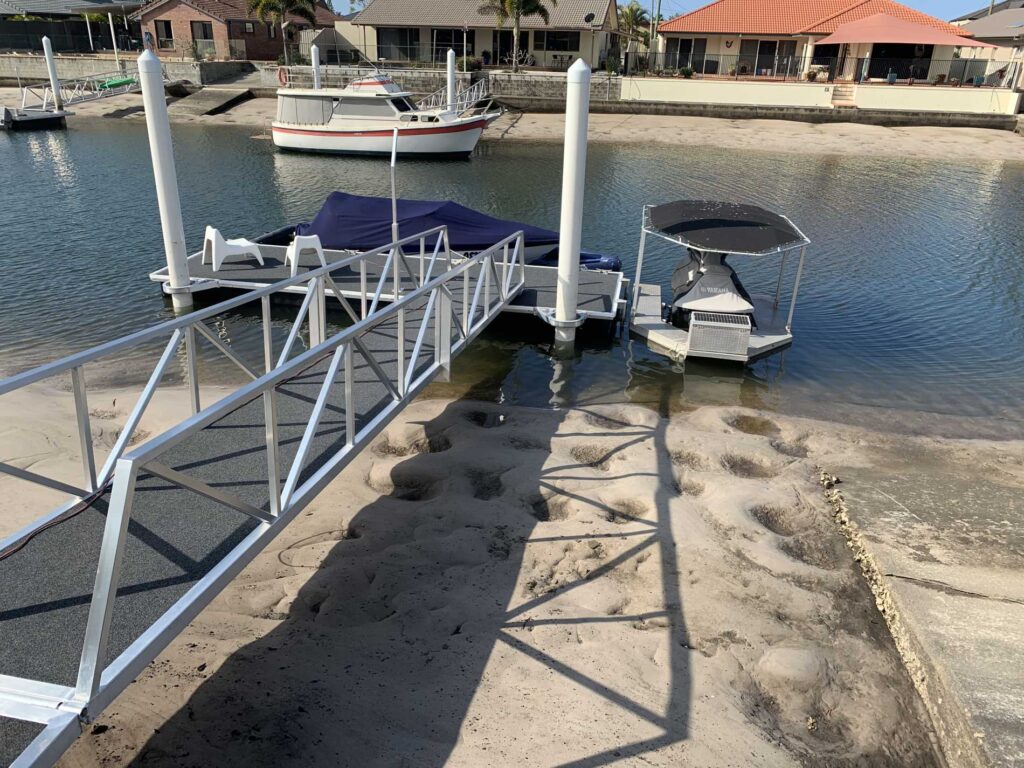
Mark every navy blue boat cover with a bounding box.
[294,192,621,271]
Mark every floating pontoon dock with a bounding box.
[148,245,627,326]
[0,230,538,767]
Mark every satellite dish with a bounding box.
[584,12,595,22]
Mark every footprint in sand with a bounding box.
[670,448,708,471]
[748,503,802,536]
[727,414,781,437]
[721,453,779,479]
[570,444,615,471]
[465,410,507,428]
[529,492,570,522]
[372,433,451,458]
[605,498,648,525]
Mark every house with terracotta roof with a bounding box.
[131,0,338,61]
[351,0,620,70]
[655,0,990,83]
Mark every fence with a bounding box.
[630,53,1020,88]
[0,20,139,54]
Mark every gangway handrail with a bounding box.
[0,226,526,768]
[417,77,489,112]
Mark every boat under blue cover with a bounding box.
[259,192,621,271]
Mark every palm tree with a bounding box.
[478,0,557,72]
[248,0,318,66]
[617,0,648,39]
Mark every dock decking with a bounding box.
[149,245,626,323]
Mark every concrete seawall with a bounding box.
[0,54,252,85]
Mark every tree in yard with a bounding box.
[477,0,557,72]
[248,0,319,66]
[617,0,648,39]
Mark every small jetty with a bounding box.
[149,247,625,326]
[0,54,615,768]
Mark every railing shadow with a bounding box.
[125,387,690,765]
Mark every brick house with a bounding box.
[132,0,338,61]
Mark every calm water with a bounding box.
[2,119,1023,437]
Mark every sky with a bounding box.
[655,0,984,21]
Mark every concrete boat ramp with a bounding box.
[0,231,600,767]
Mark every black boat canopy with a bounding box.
[645,201,809,256]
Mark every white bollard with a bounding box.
[554,58,591,347]
[446,48,456,112]
[311,44,321,89]
[138,50,192,311]
[108,12,120,69]
[42,36,63,111]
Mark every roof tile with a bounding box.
[660,0,971,37]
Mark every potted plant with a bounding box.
[806,70,818,82]
[934,73,946,85]
[680,66,694,78]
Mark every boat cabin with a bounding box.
[629,201,809,363]
[275,74,445,126]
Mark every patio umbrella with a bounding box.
[814,13,997,48]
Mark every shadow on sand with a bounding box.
[127,375,691,767]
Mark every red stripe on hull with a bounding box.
[272,120,487,138]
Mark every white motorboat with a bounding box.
[271,72,502,157]
[629,201,810,364]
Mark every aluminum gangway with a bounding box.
[20,67,147,112]
[0,226,525,767]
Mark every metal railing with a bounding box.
[0,225,525,742]
[417,77,489,111]
[19,66,149,111]
[629,53,1021,88]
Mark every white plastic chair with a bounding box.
[201,226,264,271]
[285,234,328,277]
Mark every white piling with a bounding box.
[42,36,63,111]
[138,50,192,311]
[446,48,457,112]
[108,12,120,69]
[553,58,591,347]
[311,44,321,89]
[84,15,94,51]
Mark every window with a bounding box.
[431,28,474,60]
[268,23,276,38]
[154,19,173,48]
[534,31,579,51]
[336,98,400,117]
[377,27,420,60]
[391,97,413,112]
[244,21,254,34]
[190,20,213,40]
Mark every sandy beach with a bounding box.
[0,384,948,766]
[2,372,1020,766]
[4,85,1024,161]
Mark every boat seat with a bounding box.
[285,234,328,277]
[202,226,264,271]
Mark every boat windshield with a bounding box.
[391,97,414,112]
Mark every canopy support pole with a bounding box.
[785,245,806,333]
[630,228,647,322]
[774,250,788,308]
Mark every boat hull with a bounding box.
[272,119,487,156]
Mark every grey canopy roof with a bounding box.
[645,200,809,256]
